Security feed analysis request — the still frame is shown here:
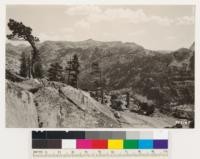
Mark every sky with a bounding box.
[6,5,195,50]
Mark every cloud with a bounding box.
[65,6,194,27]
[176,16,194,25]
[87,9,148,24]
[64,5,101,16]
[150,16,174,26]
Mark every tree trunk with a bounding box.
[28,40,39,78]
[126,92,130,108]
[100,70,104,104]
[28,54,32,78]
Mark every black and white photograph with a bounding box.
[6,5,195,128]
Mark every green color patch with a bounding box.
[123,140,138,149]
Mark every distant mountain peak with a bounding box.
[85,38,95,42]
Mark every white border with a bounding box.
[0,2,6,130]
[0,1,200,158]
[0,0,199,130]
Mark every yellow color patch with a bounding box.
[108,140,123,149]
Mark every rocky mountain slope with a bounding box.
[6,40,194,128]
[6,39,146,74]
[6,79,120,128]
[7,76,186,128]
[6,40,194,106]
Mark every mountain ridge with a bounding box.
[6,40,194,106]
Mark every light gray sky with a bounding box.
[6,5,195,50]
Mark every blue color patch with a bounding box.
[138,140,153,149]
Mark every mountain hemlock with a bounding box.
[66,54,80,88]
[7,18,43,78]
[48,62,63,82]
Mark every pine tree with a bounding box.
[19,52,28,78]
[91,61,104,103]
[7,19,43,78]
[48,62,63,82]
[66,54,80,88]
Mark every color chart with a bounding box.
[32,131,169,159]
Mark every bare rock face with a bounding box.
[34,84,119,128]
[6,80,38,127]
[6,79,120,128]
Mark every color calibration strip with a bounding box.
[32,131,168,150]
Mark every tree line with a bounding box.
[20,51,80,88]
